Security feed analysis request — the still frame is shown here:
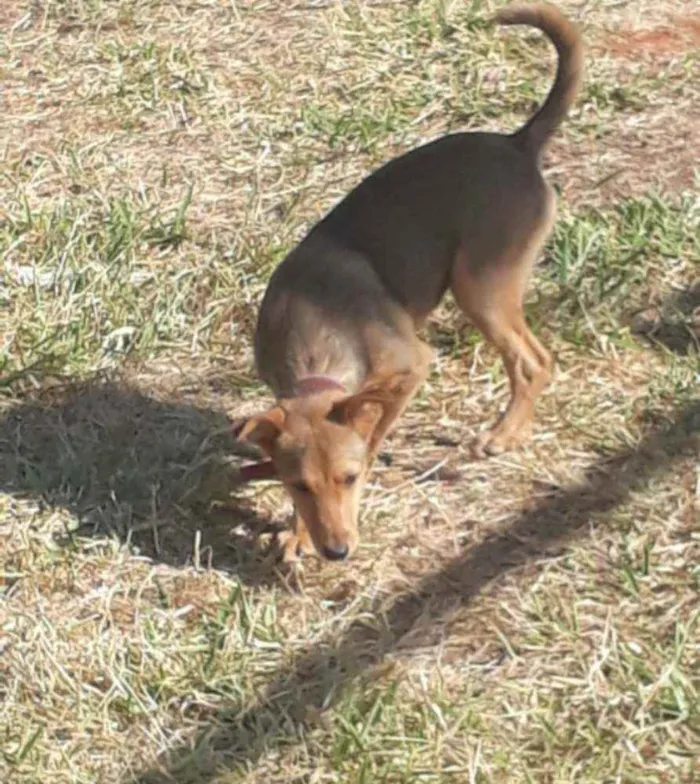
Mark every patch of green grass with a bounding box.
[2,1,699,783]
[90,38,211,118]
[0,189,262,386]
[537,194,699,353]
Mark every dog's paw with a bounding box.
[470,425,530,459]
[277,530,315,563]
[471,432,505,459]
[277,531,303,563]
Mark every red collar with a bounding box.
[295,375,346,397]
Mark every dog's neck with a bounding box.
[294,375,347,397]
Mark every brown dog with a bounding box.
[238,4,583,562]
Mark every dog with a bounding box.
[237,3,583,562]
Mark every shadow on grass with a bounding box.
[630,281,700,355]
[133,400,700,782]
[0,378,282,585]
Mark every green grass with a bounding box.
[540,194,699,348]
[1,0,699,782]
[1,188,261,386]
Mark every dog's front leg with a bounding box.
[278,509,315,562]
[367,347,432,465]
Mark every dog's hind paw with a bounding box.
[470,424,530,459]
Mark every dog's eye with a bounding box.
[292,480,311,493]
[343,474,358,487]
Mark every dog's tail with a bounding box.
[496,3,583,156]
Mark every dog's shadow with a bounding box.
[0,378,284,585]
[629,281,700,355]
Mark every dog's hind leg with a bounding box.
[450,223,554,457]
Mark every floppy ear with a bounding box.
[329,371,414,441]
[329,393,384,441]
[236,406,286,455]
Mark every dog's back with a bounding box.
[314,133,547,322]
[256,4,583,378]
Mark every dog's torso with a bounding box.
[254,132,550,398]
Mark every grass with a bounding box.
[1,0,699,782]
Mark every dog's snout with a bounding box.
[322,543,349,561]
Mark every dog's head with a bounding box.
[237,377,406,560]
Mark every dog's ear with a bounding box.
[329,371,413,441]
[236,407,286,455]
[329,393,384,441]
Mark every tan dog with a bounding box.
[238,4,583,562]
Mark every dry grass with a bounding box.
[1,1,699,782]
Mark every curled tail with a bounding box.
[496,3,583,156]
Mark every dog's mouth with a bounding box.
[237,460,277,482]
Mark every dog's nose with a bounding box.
[322,543,349,561]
